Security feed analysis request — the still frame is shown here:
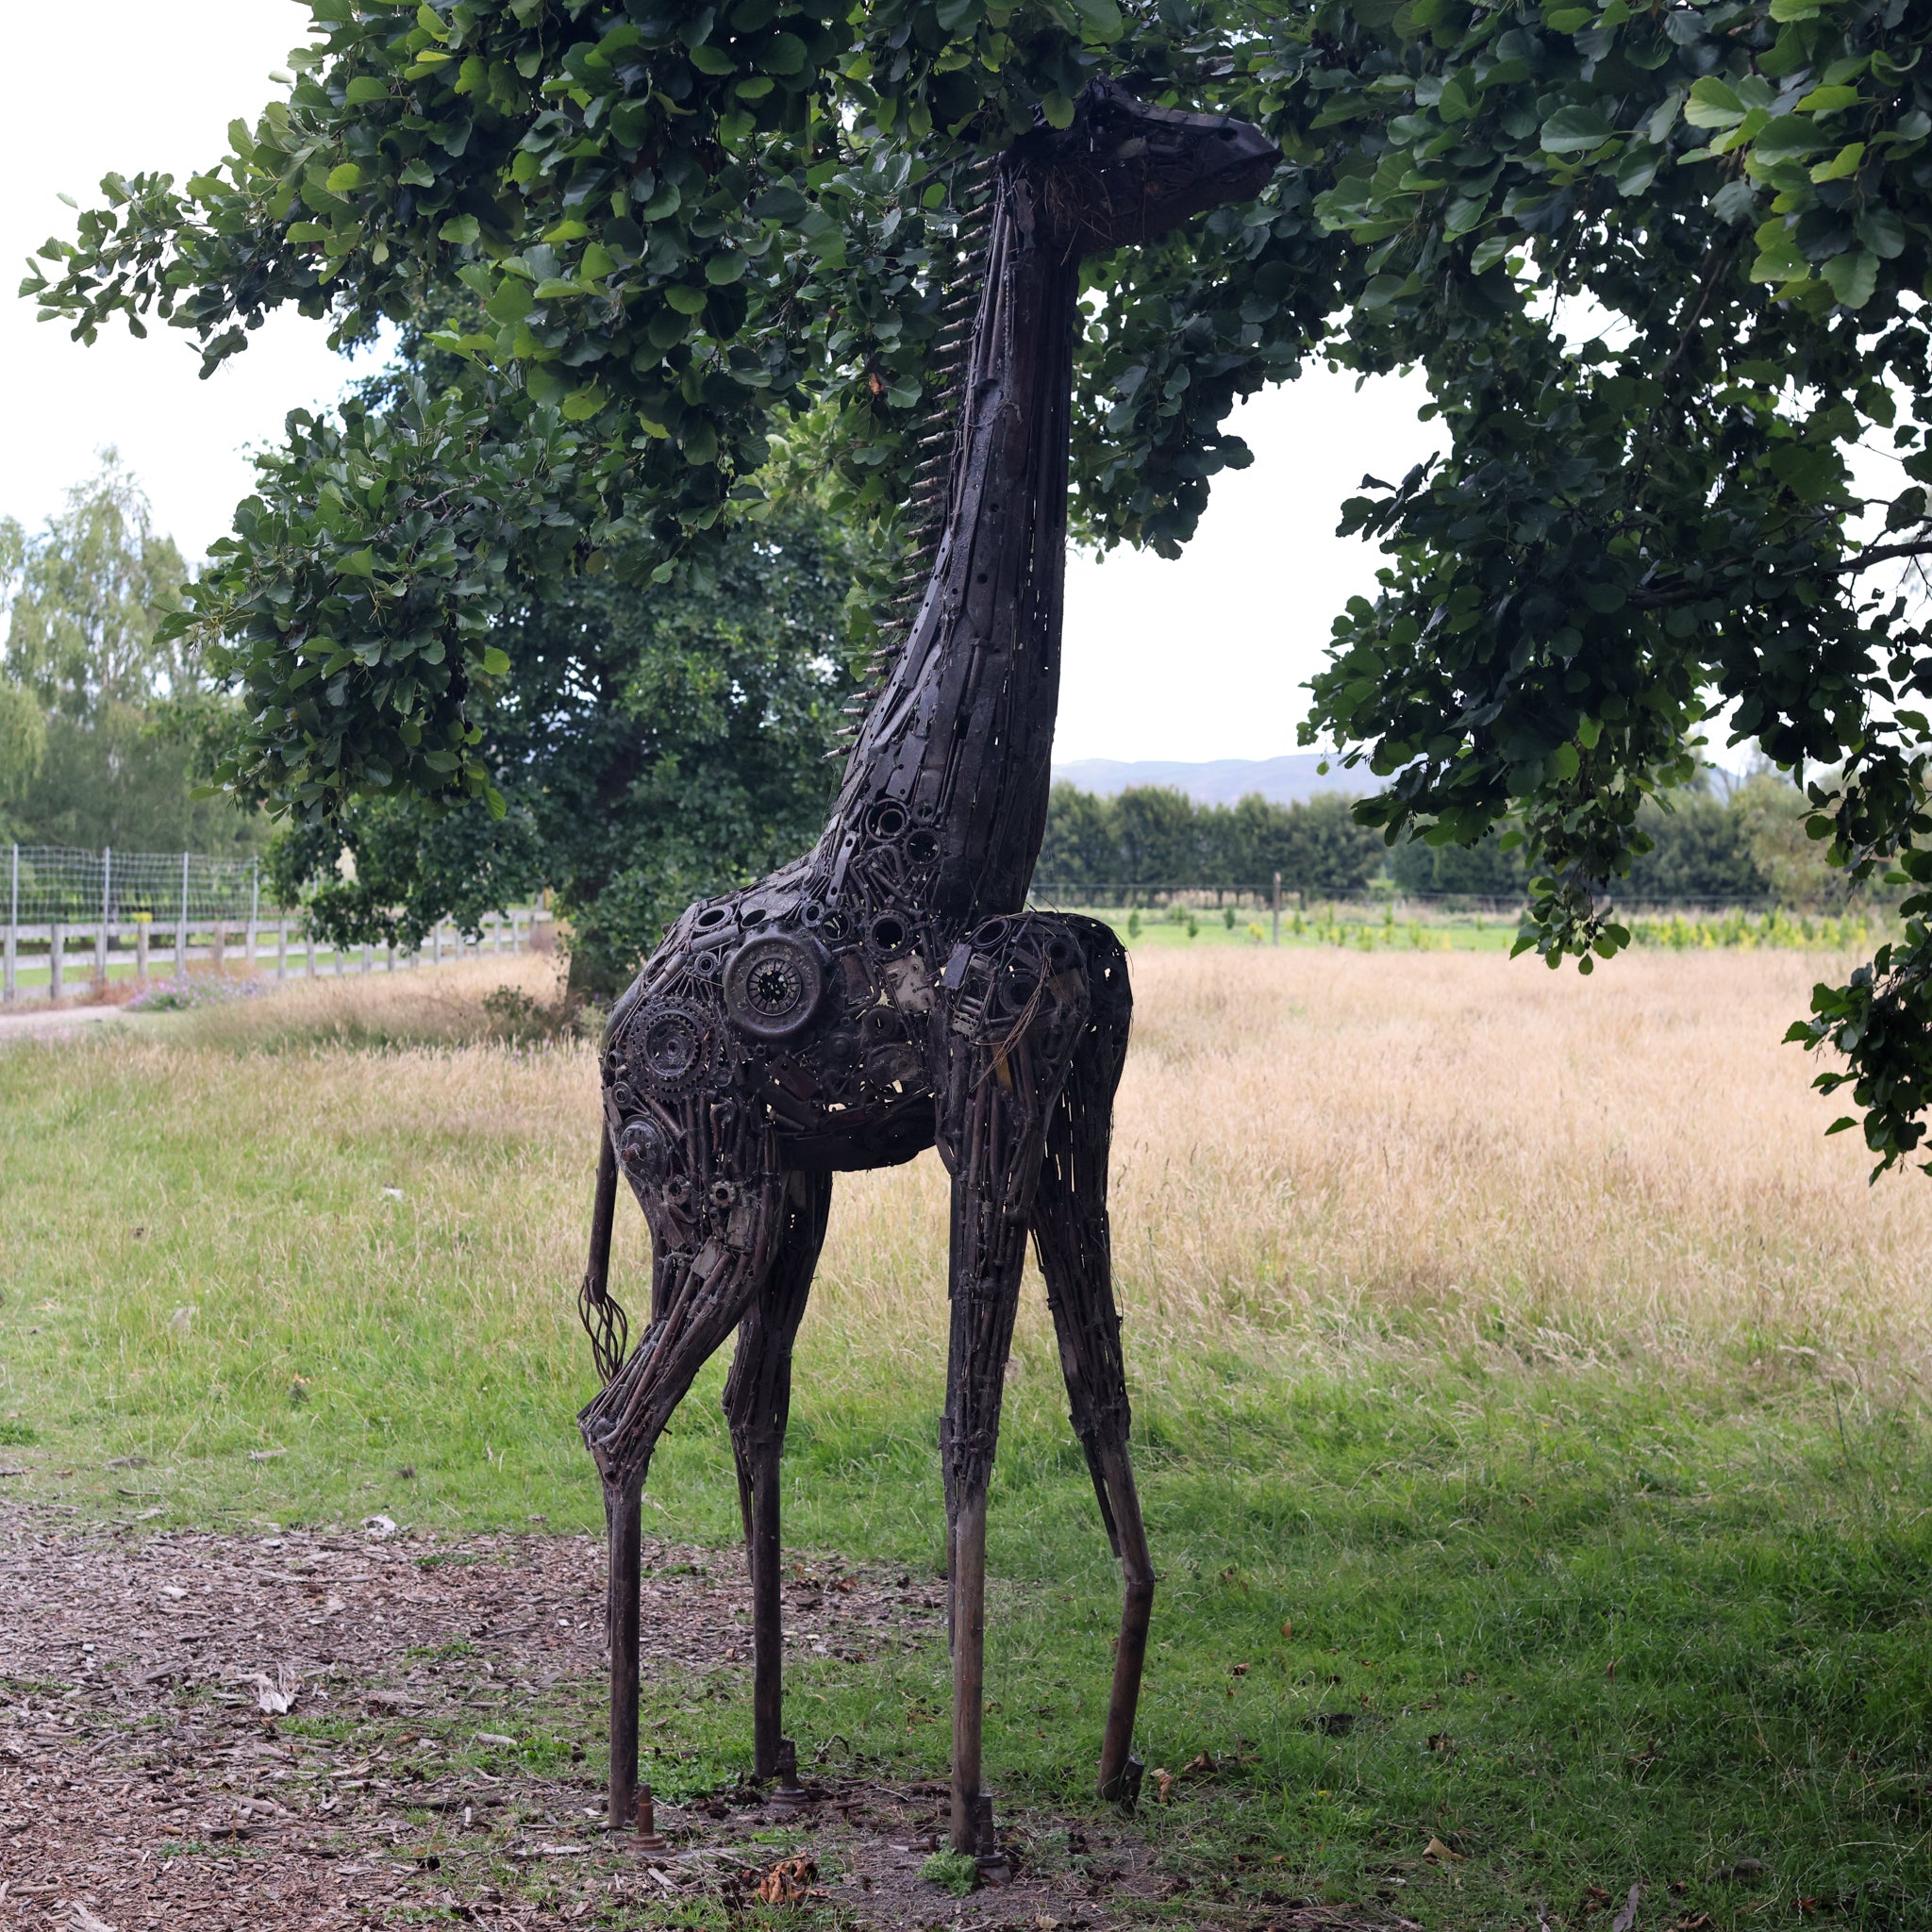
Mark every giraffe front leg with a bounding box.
[579,1143,789,1833]
[722,1169,833,1781]
[931,915,1092,1854]
[604,1469,645,1830]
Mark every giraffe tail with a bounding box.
[576,1123,628,1383]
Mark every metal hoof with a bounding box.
[1100,1752,1143,1808]
[973,1792,1011,1882]
[767,1736,811,1815]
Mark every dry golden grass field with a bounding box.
[173,941,1932,1363]
[833,941,1931,1380]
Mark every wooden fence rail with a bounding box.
[1,909,551,1004]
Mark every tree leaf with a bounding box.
[1810,142,1866,183]
[1073,0,1124,40]
[1822,247,1877,308]
[1470,233,1517,274]
[1686,78,1747,129]
[1541,106,1617,154]
[487,278,534,324]
[1857,208,1906,258]
[1797,84,1861,114]
[761,32,807,75]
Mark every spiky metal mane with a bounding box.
[831,156,997,759]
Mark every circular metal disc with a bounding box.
[722,932,827,1042]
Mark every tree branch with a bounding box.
[1819,537,1932,577]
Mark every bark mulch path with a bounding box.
[0,1503,1411,1932]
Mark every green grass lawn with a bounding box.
[1045,900,1893,958]
[1046,900,1524,953]
[3,1012,1929,1927]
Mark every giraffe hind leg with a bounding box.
[931,913,1094,1851]
[1030,921,1150,1805]
[722,1169,834,1780]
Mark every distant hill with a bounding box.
[1050,754,1356,807]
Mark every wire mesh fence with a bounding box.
[4,844,270,925]
[2,841,550,1005]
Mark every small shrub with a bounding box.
[482,985,544,1037]
[1126,908,1141,940]
[921,1849,979,1896]
[481,983,589,1044]
[1223,906,1235,929]
[0,1421,39,1446]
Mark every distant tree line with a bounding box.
[1040,783,1388,897]
[1043,774,1864,909]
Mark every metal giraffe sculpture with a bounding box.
[575,81,1278,1853]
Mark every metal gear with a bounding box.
[623,995,716,1098]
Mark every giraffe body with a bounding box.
[576,84,1277,1849]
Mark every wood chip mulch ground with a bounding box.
[0,1503,1411,1932]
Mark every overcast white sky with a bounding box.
[1,2,1443,763]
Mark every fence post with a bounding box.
[1272,872,1281,947]
[432,922,442,967]
[177,852,190,977]
[136,917,149,984]
[277,920,288,980]
[97,847,111,988]
[360,941,373,974]
[386,941,396,973]
[247,860,260,979]
[4,844,15,1005]
[307,924,318,977]
[49,920,64,1003]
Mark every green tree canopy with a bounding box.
[268,463,871,992]
[0,457,260,854]
[4,452,189,724]
[26,0,1932,1167]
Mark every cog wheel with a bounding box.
[623,995,717,1098]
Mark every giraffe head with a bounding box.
[1020,78,1280,257]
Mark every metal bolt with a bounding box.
[635,1781,666,1852]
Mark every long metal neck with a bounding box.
[813,161,1078,927]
